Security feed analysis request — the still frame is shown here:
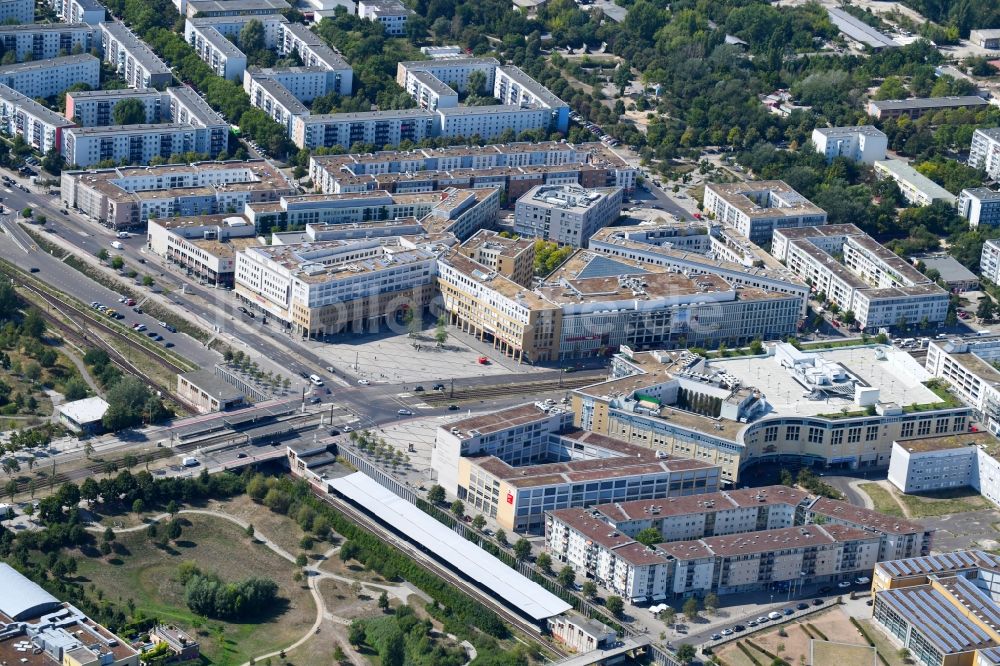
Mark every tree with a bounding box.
[536,552,552,573]
[635,527,662,547]
[63,377,88,401]
[103,526,115,543]
[435,314,448,345]
[495,528,508,547]
[471,514,486,530]
[132,498,144,515]
[749,338,764,355]
[97,249,109,262]
[557,565,575,588]
[20,207,30,218]
[112,98,147,125]
[295,552,307,566]
[978,298,996,322]
[683,596,699,621]
[110,255,124,270]
[427,484,445,503]
[246,523,255,539]
[513,537,531,561]
[468,70,487,95]
[142,275,155,287]
[704,592,719,615]
[661,605,676,627]
[581,581,597,598]
[166,500,178,517]
[450,499,465,518]
[606,595,624,618]
[676,644,696,665]
[239,19,266,55]
[378,590,389,611]
[167,519,182,542]
[41,146,64,175]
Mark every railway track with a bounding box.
[422,374,603,405]
[312,487,569,660]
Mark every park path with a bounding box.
[89,508,414,666]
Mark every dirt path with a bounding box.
[88,508,415,666]
[877,479,913,518]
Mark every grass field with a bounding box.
[858,483,904,518]
[896,487,992,518]
[811,640,876,665]
[73,513,315,666]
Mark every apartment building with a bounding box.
[185,18,250,80]
[925,337,1000,436]
[0,23,97,62]
[0,83,73,153]
[587,224,809,311]
[183,0,289,18]
[871,551,1000,666]
[888,432,1000,501]
[572,344,971,485]
[703,181,827,245]
[234,236,446,335]
[969,128,1000,180]
[100,22,172,89]
[437,249,802,363]
[455,229,534,287]
[959,188,1000,228]
[0,54,99,99]
[397,57,499,94]
[147,214,258,287]
[404,69,458,111]
[244,66,328,104]
[244,71,309,133]
[63,123,217,167]
[772,224,950,329]
[494,64,570,133]
[866,95,989,120]
[243,186,500,240]
[811,125,887,164]
[545,506,879,603]
[60,159,294,230]
[0,0,32,24]
[513,183,623,246]
[432,403,721,533]
[48,0,103,23]
[357,0,409,35]
[276,23,352,96]
[65,88,163,126]
[165,85,229,156]
[0,563,139,666]
[984,239,1000,285]
[308,141,637,197]
[292,108,435,150]
[874,159,957,207]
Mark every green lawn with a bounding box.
[857,483,904,518]
[896,487,992,518]
[73,514,315,665]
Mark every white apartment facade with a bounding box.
[276,23,352,96]
[874,159,957,207]
[147,214,257,287]
[48,0,104,24]
[0,23,97,61]
[513,183,623,246]
[925,337,1000,436]
[0,83,73,153]
[959,188,1000,228]
[703,181,828,245]
[0,54,99,99]
[811,125,887,164]
[983,239,1000,285]
[185,20,248,81]
[888,432,1000,511]
[357,0,409,35]
[245,73,309,134]
[0,0,32,24]
[969,127,1000,181]
[99,22,172,89]
[63,124,207,167]
[292,109,435,150]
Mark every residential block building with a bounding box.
[513,183,623,246]
[811,125,887,164]
[984,239,1000,285]
[969,128,1000,181]
[65,88,163,126]
[772,224,950,330]
[959,188,1000,228]
[0,54,99,99]
[48,0,104,24]
[431,402,721,533]
[455,229,534,287]
[358,0,410,35]
[571,344,971,485]
[244,70,309,133]
[276,23,352,95]
[0,82,74,153]
[63,123,213,167]
[0,23,97,62]
[888,432,1000,504]
[866,95,989,120]
[183,0,289,18]
[874,159,957,207]
[925,337,1000,436]
[0,0,32,24]
[703,181,827,244]
[99,22,172,89]
[60,159,294,230]
[147,213,258,287]
[292,108,435,151]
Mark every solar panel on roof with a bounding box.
[576,255,648,280]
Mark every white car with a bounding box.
[358,378,370,385]
[397,409,413,416]
[837,581,852,588]
[855,576,871,585]
[343,425,353,432]
[720,629,733,636]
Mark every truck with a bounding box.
[111,241,124,250]
[182,456,199,467]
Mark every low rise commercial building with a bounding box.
[177,369,246,413]
[866,95,990,121]
[357,0,409,35]
[870,550,1000,666]
[65,88,163,126]
[513,183,623,246]
[49,0,103,23]
[243,186,499,240]
[99,21,172,90]
[874,159,957,207]
[57,396,109,435]
[925,337,1000,436]
[0,23,97,62]
[61,159,294,230]
[0,563,139,666]
[772,224,950,329]
[432,403,721,533]
[0,83,74,153]
[0,54,99,99]
[308,141,636,197]
[826,6,899,50]
[959,188,1000,228]
[455,229,534,287]
[911,253,978,293]
[702,180,827,244]
[147,213,258,286]
[183,0,289,18]
[149,626,200,663]
[437,249,802,363]
[234,235,447,336]
[971,29,1000,50]
[970,127,1000,181]
[572,343,971,485]
[547,616,615,654]
[811,125,887,163]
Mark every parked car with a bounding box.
[397,409,413,416]
[812,599,824,606]
[796,602,809,610]
[720,630,732,637]
[837,581,852,589]
[358,379,370,385]
[711,633,723,641]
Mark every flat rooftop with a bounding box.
[0,54,97,74]
[869,96,989,111]
[594,485,810,523]
[448,402,553,438]
[876,550,1000,580]
[896,431,997,453]
[876,584,998,654]
[706,180,825,218]
[709,346,941,417]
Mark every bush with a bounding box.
[184,572,278,620]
